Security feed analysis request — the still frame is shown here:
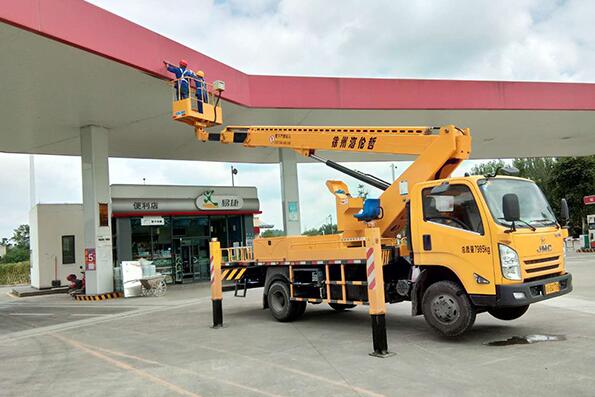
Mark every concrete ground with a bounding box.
[1,253,594,397]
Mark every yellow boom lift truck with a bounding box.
[170,76,572,356]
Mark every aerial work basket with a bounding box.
[170,77,225,135]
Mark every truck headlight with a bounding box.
[499,244,521,280]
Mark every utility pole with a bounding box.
[231,165,238,186]
[390,163,396,181]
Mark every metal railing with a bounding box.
[221,246,254,263]
[170,77,217,113]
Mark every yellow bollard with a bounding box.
[209,238,223,328]
[364,227,393,357]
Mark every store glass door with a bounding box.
[174,238,210,282]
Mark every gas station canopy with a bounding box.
[1,0,595,163]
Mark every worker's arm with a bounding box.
[163,61,178,74]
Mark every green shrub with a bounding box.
[0,262,30,285]
[0,246,29,264]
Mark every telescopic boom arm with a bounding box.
[197,125,471,238]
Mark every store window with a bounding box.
[131,218,152,259]
[227,215,244,246]
[210,216,228,247]
[61,235,76,264]
[129,217,174,281]
[151,217,173,266]
[173,217,209,237]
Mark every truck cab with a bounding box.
[409,175,572,335]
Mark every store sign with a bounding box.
[85,248,96,271]
[132,201,159,210]
[287,201,299,221]
[141,216,165,226]
[196,190,244,210]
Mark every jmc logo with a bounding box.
[537,237,552,254]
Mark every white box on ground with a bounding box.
[121,261,143,297]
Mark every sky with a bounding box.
[1,0,594,239]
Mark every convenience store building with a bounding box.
[29,184,259,288]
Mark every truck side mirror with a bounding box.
[560,198,569,226]
[502,193,520,222]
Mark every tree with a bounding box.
[11,225,30,250]
[301,227,320,236]
[1,246,29,264]
[549,156,595,237]
[302,224,339,236]
[512,158,557,199]
[469,160,507,176]
[260,229,285,238]
[356,184,369,200]
[318,223,338,235]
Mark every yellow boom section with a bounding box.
[197,125,471,238]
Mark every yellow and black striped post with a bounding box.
[210,238,223,328]
[365,227,393,357]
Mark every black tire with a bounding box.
[329,303,356,311]
[422,280,476,337]
[488,305,529,321]
[267,281,304,322]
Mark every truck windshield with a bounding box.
[478,178,557,228]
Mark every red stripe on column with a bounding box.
[368,279,376,290]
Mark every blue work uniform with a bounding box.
[167,65,194,100]
[195,77,209,113]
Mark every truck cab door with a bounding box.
[411,181,496,296]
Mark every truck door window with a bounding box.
[422,185,484,234]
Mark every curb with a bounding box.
[73,292,123,301]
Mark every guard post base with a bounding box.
[211,299,223,328]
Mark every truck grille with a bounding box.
[525,264,559,274]
[524,256,559,265]
[523,256,560,276]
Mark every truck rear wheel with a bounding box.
[488,305,529,320]
[329,303,356,311]
[422,280,476,337]
[267,281,306,322]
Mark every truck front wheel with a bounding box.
[488,305,529,320]
[422,281,476,337]
[267,281,306,322]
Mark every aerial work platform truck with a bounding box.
[169,76,572,355]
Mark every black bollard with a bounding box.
[212,299,223,328]
[369,314,394,357]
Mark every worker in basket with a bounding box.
[164,59,195,100]
[194,70,209,113]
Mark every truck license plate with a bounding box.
[544,281,560,295]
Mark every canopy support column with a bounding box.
[279,149,301,236]
[80,125,113,295]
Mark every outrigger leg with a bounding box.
[210,238,223,328]
[365,228,394,357]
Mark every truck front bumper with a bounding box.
[469,273,572,308]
